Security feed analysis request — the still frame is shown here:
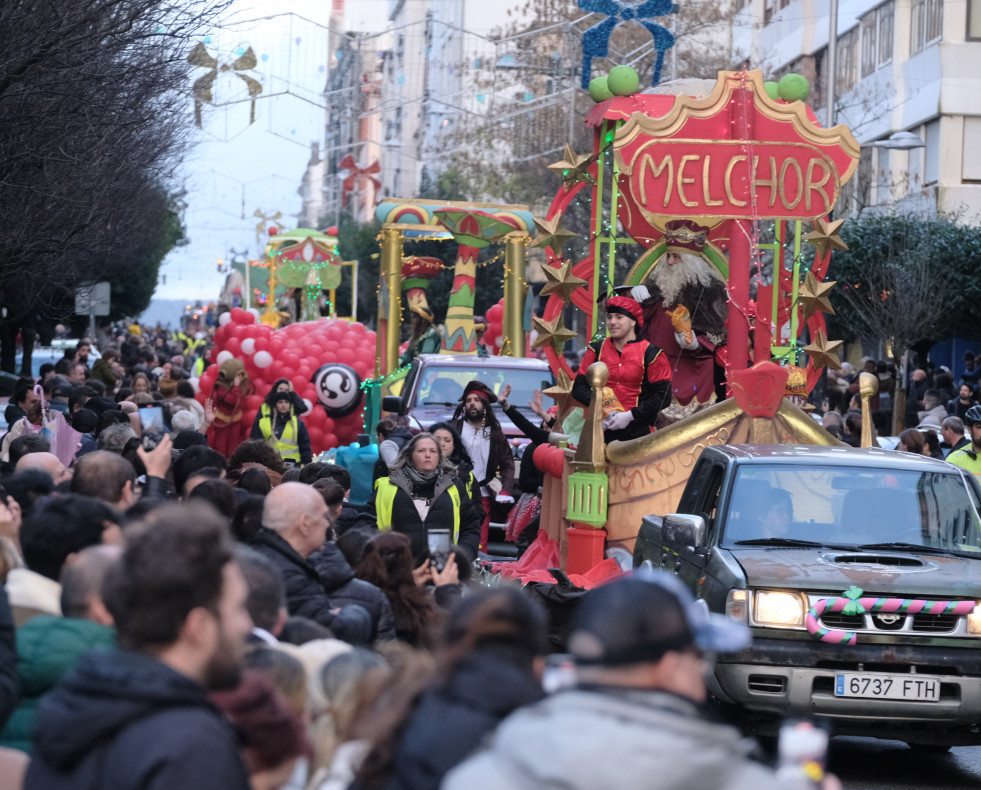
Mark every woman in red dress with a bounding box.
[207,358,255,457]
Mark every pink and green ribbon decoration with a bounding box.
[805,586,976,645]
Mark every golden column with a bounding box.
[379,227,403,377]
[501,233,527,357]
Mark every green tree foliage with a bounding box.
[828,212,981,362]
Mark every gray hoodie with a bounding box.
[442,687,783,790]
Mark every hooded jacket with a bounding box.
[373,649,544,790]
[25,649,250,790]
[309,542,396,641]
[443,688,783,790]
[0,616,115,753]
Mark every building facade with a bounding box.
[734,0,981,220]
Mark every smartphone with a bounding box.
[138,406,166,451]
[427,529,451,572]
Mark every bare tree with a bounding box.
[0,0,228,372]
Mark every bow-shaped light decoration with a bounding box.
[340,155,381,204]
[253,209,282,244]
[188,42,263,127]
[578,0,676,89]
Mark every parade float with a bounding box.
[491,65,863,584]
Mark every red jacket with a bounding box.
[572,338,672,429]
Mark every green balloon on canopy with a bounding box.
[589,76,613,102]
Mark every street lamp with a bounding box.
[872,131,925,150]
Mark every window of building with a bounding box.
[857,147,873,208]
[963,118,981,181]
[970,0,981,39]
[878,2,894,67]
[860,14,877,77]
[837,28,858,92]
[924,118,941,185]
[860,2,894,78]
[911,0,943,54]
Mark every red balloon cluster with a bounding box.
[532,444,566,479]
[197,308,376,454]
[482,299,504,355]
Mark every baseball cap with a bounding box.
[568,568,750,666]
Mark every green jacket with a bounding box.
[90,358,118,389]
[0,616,115,753]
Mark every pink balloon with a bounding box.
[253,350,273,368]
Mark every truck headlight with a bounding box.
[968,603,981,635]
[754,591,806,627]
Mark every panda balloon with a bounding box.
[312,363,363,418]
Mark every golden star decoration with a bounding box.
[803,330,843,371]
[798,270,837,321]
[532,215,578,251]
[802,218,849,258]
[548,143,595,188]
[542,369,576,419]
[539,260,589,303]
[531,314,578,352]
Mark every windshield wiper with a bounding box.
[733,538,824,547]
[420,400,455,406]
[856,542,968,556]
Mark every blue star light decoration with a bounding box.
[578,0,677,89]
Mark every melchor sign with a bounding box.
[614,71,860,224]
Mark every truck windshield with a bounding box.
[722,465,981,553]
[414,364,554,407]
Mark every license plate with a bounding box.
[834,673,940,701]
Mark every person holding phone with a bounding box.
[251,392,311,466]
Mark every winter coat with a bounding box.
[309,543,397,641]
[366,472,481,561]
[251,528,340,632]
[89,358,118,390]
[25,649,250,790]
[0,587,17,731]
[363,650,543,790]
[442,688,784,790]
[501,404,550,494]
[0,616,115,752]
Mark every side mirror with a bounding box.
[381,395,404,414]
[662,514,707,548]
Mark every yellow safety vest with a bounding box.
[373,477,460,543]
[259,413,300,462]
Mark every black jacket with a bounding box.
[371,649,544,790]
[309,542,396,641]
[25,649,249,790]
[501,404,552,494]
[251,528,340,631]
[0,587,18,730]
[366,473,481,561]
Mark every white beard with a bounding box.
[650,253,725,305]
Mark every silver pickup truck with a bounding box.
[633,444,981,749]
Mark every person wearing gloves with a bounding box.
[571,294,672,443]
[630,219,729,417]
[250,391,312,466]
[450,381,516,553]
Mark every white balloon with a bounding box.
[218,312,232,326]
[216,350,233,365]
[248,308,261,321]
[302,398,313,412]
[241,338,256,355]
[254,350,273,368]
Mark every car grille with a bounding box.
[816,599,967,635]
